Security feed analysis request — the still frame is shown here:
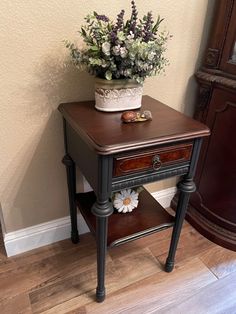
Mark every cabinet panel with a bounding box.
[191,89,236,231]
[183,0,236,251]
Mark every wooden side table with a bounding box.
[58,95,210,302]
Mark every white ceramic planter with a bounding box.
[95,78,143,112]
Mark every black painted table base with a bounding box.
[59,96,209,302]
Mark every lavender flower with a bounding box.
[96,14,109,22]
[110,31,117,44]
[143,12,154,42]
[129,0,138,36]
[111,9,125,43]
[116,9,125,30]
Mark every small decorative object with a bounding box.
[65,1,170,112]
[112,187,143,213]
[121,110,152,123]
[113,189,138,213]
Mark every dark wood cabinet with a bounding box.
[186,0,236,251]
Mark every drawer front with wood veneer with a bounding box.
[113,143,193,177]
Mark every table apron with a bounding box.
[111,163,189,192]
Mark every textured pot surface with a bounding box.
[95,78,143,112]
[95,78,142,89]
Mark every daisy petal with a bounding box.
[132,200,138,207]
[121,190,126,197]
[123,206,128,213]
[127,204,132,211]
[118,205,125,213]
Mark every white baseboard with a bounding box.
[3,187,176,257]
[151,187,177,208]
[4,213,89,257]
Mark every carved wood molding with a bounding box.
[205,48,220,67]
[196,71,236,90]
[216,100,236,113]
[112,166,189,192]
[195,71,236,123]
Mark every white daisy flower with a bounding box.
[113,189,139,213]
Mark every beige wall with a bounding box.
[0,0,215,233]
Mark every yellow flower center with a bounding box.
[123,197,131,206]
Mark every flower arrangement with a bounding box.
[65,1,170,84]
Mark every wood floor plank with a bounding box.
[150,227,215,267]
[200,246,236,279]
[65,308,86,314]
[0,243,104,302]
[32,248,161,313]
[83,258,217,314]
[1,221,236,314]
[160,271,236,314]
[29,257,102,313]
[0,293,32,314]
[39,294,92,314]
[5,233,95,268]
[0,258,16,275]
[0,233,95,278]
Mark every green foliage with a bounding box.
[64,1,171,83]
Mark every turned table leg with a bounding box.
[165,177,196,272]
[165,138,202,272]
[92,198,113,302]
[62,154,79,244]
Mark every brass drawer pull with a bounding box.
[152,155,162,171]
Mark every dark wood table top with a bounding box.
[59,95,210,154]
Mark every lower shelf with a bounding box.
[76,189,174,247]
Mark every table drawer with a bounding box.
[113,143,193,177]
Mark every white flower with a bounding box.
[113,189,139,213]
[117,31,126,41]
[105,70,112,80]
[148,51,156,61]
[102,42,111,56]
[120,47,128,58]
[123,68,132,76]
[127,31,134,40]
[143,63,150,71]
[129,52,136,60]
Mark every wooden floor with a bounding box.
[1,217,236,314]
